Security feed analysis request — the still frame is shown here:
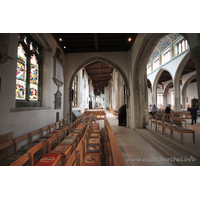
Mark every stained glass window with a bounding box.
[16,43,27,100]
[16,34,42,106]
[24,36,28,45]
[30,54,39,100]
[30,42,33,50]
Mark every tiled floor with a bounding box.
[97,112,200,166]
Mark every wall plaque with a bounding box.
[54,90,62,109]
[52,55,64,89]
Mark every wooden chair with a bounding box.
[150,114,163,131]
[30,129,42,143]
[172,113,187,127]
[171,120,195,143]
[34,153,63,166]
[48,123,56,134]
[14,132,31,152]
[10,141,46,166]
[162,118,172,137]
[0,139,21,166]
[46,133,60,153]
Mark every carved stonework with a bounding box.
[52,78,63,89]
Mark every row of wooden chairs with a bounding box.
[0,118,74,166]
[85,110,106,120]
[33,113,94,166]
[150,115,195,144]
[66,122,103,166]
[150,113,187,127]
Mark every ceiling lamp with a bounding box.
[64,46,66,48]
[59,38,62,41]
[128,38,132,42]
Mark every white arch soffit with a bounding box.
[152,68,173,90]
[182,74,197,95]
[163,81,173,96]
[68,55,130,90]
[174,51,191,85]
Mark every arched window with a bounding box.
[16,34,42,107]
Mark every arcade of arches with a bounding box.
[1,33,200,166]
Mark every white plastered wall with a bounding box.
[72,70,90,113]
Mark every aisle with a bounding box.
[97,111,180,166]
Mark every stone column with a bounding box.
[118,74,124,108]
[152,87,157,106]
[174,78,181,111]
[182,92,186,109]
[190,45,200,107]
[163,92,167,108]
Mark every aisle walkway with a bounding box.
[98,112,181,166]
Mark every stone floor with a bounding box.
[97,111,200,166]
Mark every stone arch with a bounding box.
[174,51,191,110]
[67,55,130,124]
[163,81,173,108]
[181,74,197,109]
[132,33,191,128]
[152,68,173,106]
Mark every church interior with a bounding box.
[1,32,200,167]
[1,2,200,199]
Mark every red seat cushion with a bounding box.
[35,153,61,166]
[92,126,99,129]
[51,129,61,133]
[78,124,85,127]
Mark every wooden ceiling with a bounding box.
[84,61,114,89]
[51,33,137,90]
[52,33,138,53]
[51,33,196,89]
[182,58,196,76]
